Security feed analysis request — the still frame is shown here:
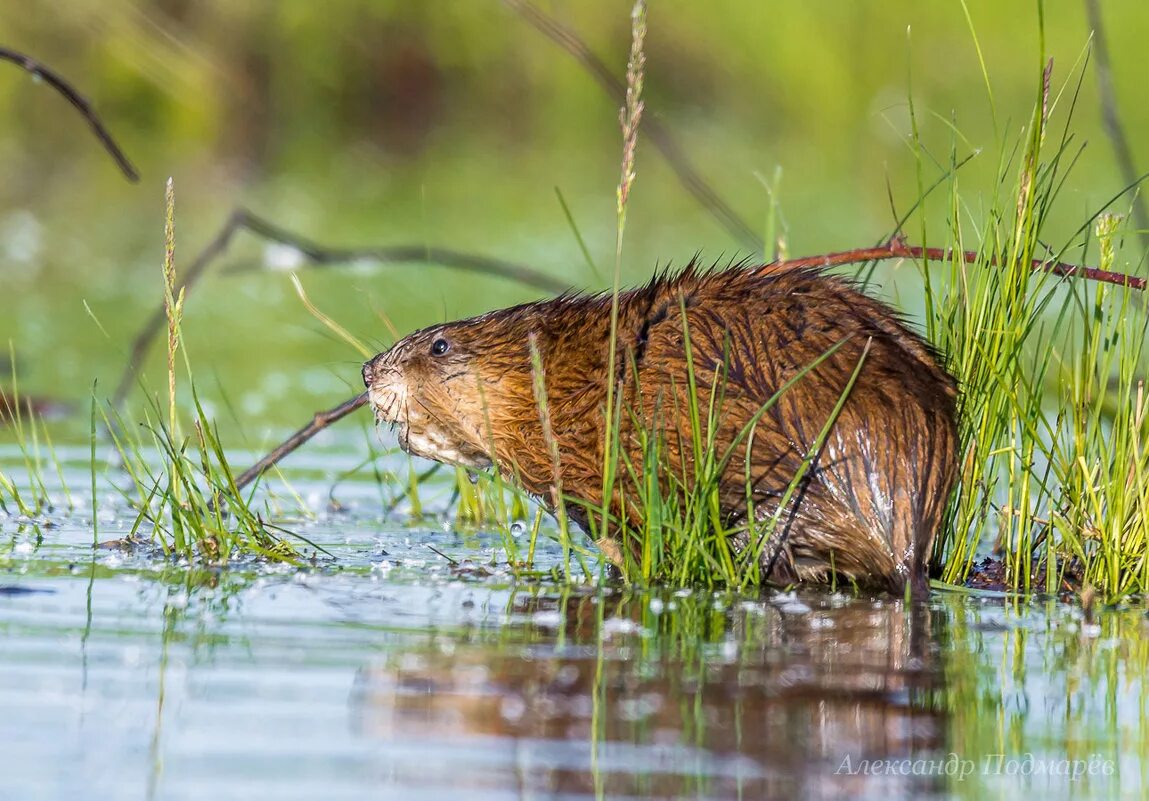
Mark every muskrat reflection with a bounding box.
[350,592,945,799]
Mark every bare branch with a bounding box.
[232,392,368,492]
[762,233,1146,290]
[112,208,569,408]
[229,212,570,293]
[0,46,139,182]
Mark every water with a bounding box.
[2,450,1145,801]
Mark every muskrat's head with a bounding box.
[363,313,537,472]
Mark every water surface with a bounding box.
[2,454,1144,800]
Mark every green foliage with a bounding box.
[920,51,1149,598]
[95,389,299,562]
[0,349,71,517]
[582,318,864,591]
[84,184,301,563]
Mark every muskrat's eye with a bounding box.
[431,337,450,356]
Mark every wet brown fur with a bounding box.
[363,261,958,595]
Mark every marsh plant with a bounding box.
[95,181,300,563]
[0,353,73,517]
[917,52,1149,597]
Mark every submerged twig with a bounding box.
[1083,0,1149,255]
[112,208,569,408]
[504,0,761,252]
[763,233,1146,291]
[0,46,139,182]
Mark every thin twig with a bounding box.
[112,207,568,408]
[232,392,368,492]
[1083,0,1149,255]
[504,0,761,252]
[426,544,459,566]
[0,46,139,182]
[762,233,1146,290]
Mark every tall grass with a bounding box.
[95,181,300,562]
[597,0,647,546]
[919,41,1148,597]
[0,182,301,561]
[587,320,866,590]
[572,1,1148,598]
[922,59,1067,585]
[0,350,72,517]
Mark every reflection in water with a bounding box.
[1,526,1143,801]
[351,590,946,800]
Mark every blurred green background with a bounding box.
[1,0,1146,434]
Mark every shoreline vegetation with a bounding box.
[2,2,1147,600]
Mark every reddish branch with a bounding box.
[761,234,1146,291]
[0,46,139,182]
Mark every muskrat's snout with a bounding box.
[363,351,401,389]
[362,350,405,426]
[362,356,379,388]
[362,350,401,394]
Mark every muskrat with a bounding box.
[362,262,958,595]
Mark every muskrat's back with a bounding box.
[363,262,959,595]
[619,266,958,594]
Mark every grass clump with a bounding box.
[97,180,300,563]
[921,58,1068,586]
[1011,214,1148,595]
[0,350,73,517]
[918,36,1149,597]
[592,323,867,591]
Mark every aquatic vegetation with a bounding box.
[0,352,72,517]
[919,53,1149,598]
[92,183,300,563]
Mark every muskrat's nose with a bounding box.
[361,358,375,387]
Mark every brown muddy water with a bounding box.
[1,439,1146,801]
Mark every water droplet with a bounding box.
[499,694,526,722]
[510,521,525,537]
